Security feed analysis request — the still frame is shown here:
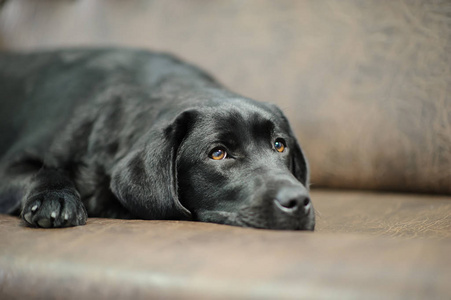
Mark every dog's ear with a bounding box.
[110,110,197,220]
[291,136,310,188]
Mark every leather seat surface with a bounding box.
[1,190,450,299]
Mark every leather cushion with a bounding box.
[1,189,451,299]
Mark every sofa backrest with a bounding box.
[1,0,449,194]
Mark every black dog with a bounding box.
[0,48,314,230]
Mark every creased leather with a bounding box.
[0,0,449,193]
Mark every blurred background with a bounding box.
[0,0,450,194]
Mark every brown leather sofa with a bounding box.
[1,1,450,299]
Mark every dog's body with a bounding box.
[0,48,314,230]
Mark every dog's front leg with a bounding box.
[21,168,87,228]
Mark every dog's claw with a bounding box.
[23,212,33,224]
[37,218,51,228]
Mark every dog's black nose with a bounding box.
[274,187,311,214]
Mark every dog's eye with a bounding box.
[274,139,286,153]
[209,147,227,160]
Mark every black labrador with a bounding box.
[0,48,314,230]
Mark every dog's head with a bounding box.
[111,97,314,230]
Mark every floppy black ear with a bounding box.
[291,136,310,188]
[110,110,197,220]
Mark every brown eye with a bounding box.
[274,139,286,152]
[209,147,227,160]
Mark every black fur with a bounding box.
[0,48,314,230]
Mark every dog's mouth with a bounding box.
[194,207,315,231]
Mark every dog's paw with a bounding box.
[21,189,87,228]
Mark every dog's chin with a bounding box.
[194,209,315,231]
